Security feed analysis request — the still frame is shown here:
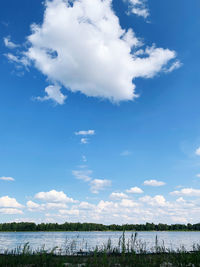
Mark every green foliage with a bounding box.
[1,222,200,232]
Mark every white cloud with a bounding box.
[126,186,143,194]
[164,60,182,73]
[139,195,167,206]
[0,208,23,215]
[97,200,117,211]
[20,190,200,224]
[120,198,138,207]
[0,196,23,208]
[79,201,95,210]
[110,192,128,199]
[131,46,177,79]
[75,130,95,136]
[4,36,19,49]
[72,169,92,182]
[90,179,111,194]
[176,197,185,203]
[27,200,68,211]
[170,188,200,197]
[59,209,79,216]
[75,130,95,144]
[73,168,111,194]
[126,0,149,18]
[120,150,132,156]
[0,176,15,181]
[143,179,166,187]
[35,190,76,203]
[27,201,40,209]
[131,7,149,18]
[44,202,68,209]
[195,147,200,156]
[13,0,178,103]
[81,138,88,144]
[5,53,29,67]
[196,174,200,178]
[36,85,67,105]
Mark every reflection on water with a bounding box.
[0,231,200,253]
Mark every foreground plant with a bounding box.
[1,234,200,266]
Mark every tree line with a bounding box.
[0,222,200,231]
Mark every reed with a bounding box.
[1,233,200,266]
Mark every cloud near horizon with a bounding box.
[2,186,200,224]
[110,192,129,199]
[6,0,180,104]
[34,190,76,203]
[170,188,200,197]
[0,196,23,215]
[18,189,200,224]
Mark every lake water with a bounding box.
[0,231,200,254]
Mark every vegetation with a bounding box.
[1,222,200,231]
[1,233,200,266]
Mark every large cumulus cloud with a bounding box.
[9,0,180,103]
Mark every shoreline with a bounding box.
[1,230,200,232]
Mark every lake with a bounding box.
[0,231,200,254]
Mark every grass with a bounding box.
[1,232,200,266]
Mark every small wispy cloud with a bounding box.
[90,179,111,194]
[131,7,149,18]
[81,138,88,144]
[0,176,15,182]
[126,0,149,19]
[5,53,29,67]
[72,170,92,182]
[3,36,19,49]
[75,130,95,136]
[72,168,111,194]
[195,147,200,156]
[75,130,95,144]
[143,179,166,187]
[164,60,182,73]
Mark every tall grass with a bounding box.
[1,232,200,266]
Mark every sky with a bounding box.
[0,0,200,225]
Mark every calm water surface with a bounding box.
[0,231,200,253]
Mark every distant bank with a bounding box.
[0,222,200,231]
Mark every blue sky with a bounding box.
[0,0,200,224]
